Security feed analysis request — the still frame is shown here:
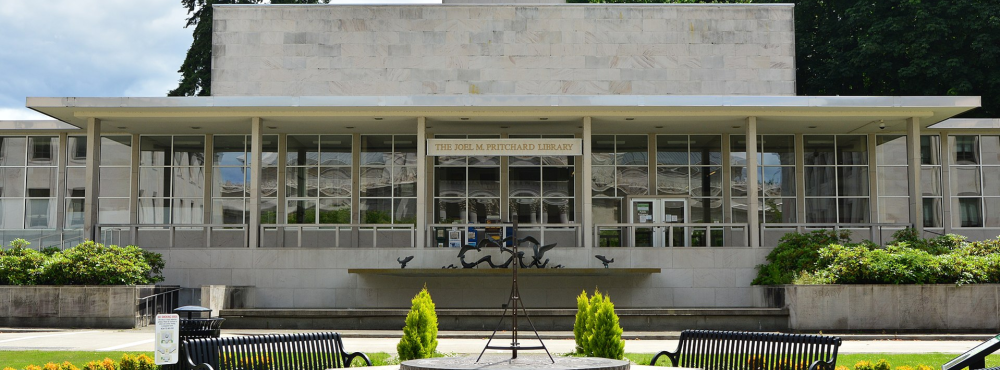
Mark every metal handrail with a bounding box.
[96,224,249,248]
[594,222,750,247]
[427,223,583,248]
[760,222,913,245]
[136,285,181,327]
[261,223,416,248]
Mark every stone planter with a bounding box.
[0,285,159,328]
[784,284,1000,331]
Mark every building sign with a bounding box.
[154,314,180,365]
[427,139,583,156]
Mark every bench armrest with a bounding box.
[649,350,680,367]
[808,358,836,370]
[192,364,216,370]
[344,351,373,367]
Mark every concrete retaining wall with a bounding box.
[786,284,1000,332]
[0,286,153,328]
[153,247,772,309]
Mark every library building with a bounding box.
[2,1,997,327]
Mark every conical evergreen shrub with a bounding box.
[397,286,439,360]
[571,289,625,359]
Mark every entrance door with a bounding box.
[629,198,689,247]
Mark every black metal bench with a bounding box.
[650,330,842,370]
[182,332,372,370]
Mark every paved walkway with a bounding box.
[0,328,990,354]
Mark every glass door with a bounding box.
[630,198,689,247]
[630,200,655,247]
[662,199,689,246]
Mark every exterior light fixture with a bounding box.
[117,126,127,129]
[625,118,635,121]
[808,126,817,129]
[500,126,510,129]
[267,126,277,129]
[539,117,548,121]
[461,117,470,120]
[346,126,355,129]
[191,126,201,129]
[374,117,383,120]
[655,126,664,129]
[732,126,741,129]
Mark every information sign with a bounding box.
[942,334,1000,370]
[154,314,180,365]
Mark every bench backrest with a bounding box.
[184,332,353,370]
[676,330,842,370]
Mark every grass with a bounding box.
[630,353,1000,368]
[2,351,997,369]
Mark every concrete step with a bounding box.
[219,308,789,331]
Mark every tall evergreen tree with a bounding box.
[169,0,328,97]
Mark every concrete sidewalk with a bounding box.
[0,328,991,354]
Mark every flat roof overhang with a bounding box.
[23,95,981,135]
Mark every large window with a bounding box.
[0,136,58,229]
[434,135,499,224]
[65,136,133,227]
[803,135,869,223]
[875,135,942,227]
[592,135,648,224]
[361,135,417,224]
[138,136,205,224]
[285,135,351,224]
[212,135,278,225]
[509,135,575,224]
[730,135,795,223]
[658,135,723,223]
[950,135,1000,227]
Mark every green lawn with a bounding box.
[1,351,997,369]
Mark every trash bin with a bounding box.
[168,305,225,370]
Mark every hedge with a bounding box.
[0,239,164,286]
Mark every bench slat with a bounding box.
[184,332,371,370]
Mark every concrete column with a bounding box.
[129,134,140,225]
[203,135,214,225]
[795,134,806,223]
[940,133,953,233]
[277,133,287,225]
[416,118,427,248]
[500,131,509,224]
[647,133,656,197]
[721,134,731,223]
[907,117,923,234]
[83,118,101,241]
[249,118,263,248]
[351,133,361,248]
[582,117,593,249]
[746,117,760,248]
[867,134,879,225]
[55,132,68,231]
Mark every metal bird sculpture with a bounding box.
[397,255,414,269]
[595,255,614,268]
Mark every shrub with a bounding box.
[118,354,155,370]
[397,286,439,360]
[0,239,47,285]
[81,358,117,370]
[754,230,853,285]
[0,240,165,286]
[572,289,624,359]
[855,361,874,370]
[573,291,590,353]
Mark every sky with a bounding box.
[0,0,439,121]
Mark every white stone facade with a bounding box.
[211,4,796,96]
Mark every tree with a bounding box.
[397,287,439,360]
[169,0,329,97]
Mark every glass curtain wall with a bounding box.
[803,135,869,223]
[138,136,206,224]
[875,135,943,227]
[950,135,1000,227]
[508,135,575,224]
[731,135,796,223]
[361,135,417,224]
[65,136,136,227]
[592,135,648,234]
[285,135,352,224]
[212,135,278,225]
[433,135,500,225]
[657,135,723,220]
[0,136,58,229]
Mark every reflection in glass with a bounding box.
[542,167,573,196]
[317,198,349,224]
[26,198,54,228]
[876,135,907,166]
[140,136,171,166]
[510,167,540,197]
[951,166,982,196]
[66,198,85,227]
[510,198,540,224]
[804,136,836,165]
[616,167,648,195]
[468,198,499,223]
[0,137,27,166]
[982,136,1000,165]
[0,199,24,229]
[172,136,205,166]
[27,136,58,165]
[361,198,392,224]
[434,167,466,197]
[99,167,131,197]
[468,167,499,197]
[213,135,246,166]
[656,135,688,165]
[25,168,56,197]
[0,167,25,197]
[173,167,206,198]
[804,167,836,197]
[214,167,246,198]
[592,166,615,197]
[435,198,465,223]
[805,198,836,223]
[361,167,391,197]
[260,198,278,224]
[922,198,942,228]
[543,198,573,223]
[689,166,721,197]
[836,135,867,165]
[982,167,1000,196]
[877,167,909,197]
[985,198,1000,227]
[98,198,129,224]
[878,197,909,224]
[361,135,392,166]
[656,167,690,195]
[689,135,722,166]
[286,199,317,224]
[838,166,869,196]
[592,135,616,165]
[139,198,169,224]
[921,135,941,165]
[101,136,132,166]
[921,166,942,196]
[66,137,87,166]
[616,135,648,166]
[320,167,351,197]
[212,199,245,224]
[838,198,869,223]
[954,198,982,227]
[172,198,204,224]
[952,136,978,165]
